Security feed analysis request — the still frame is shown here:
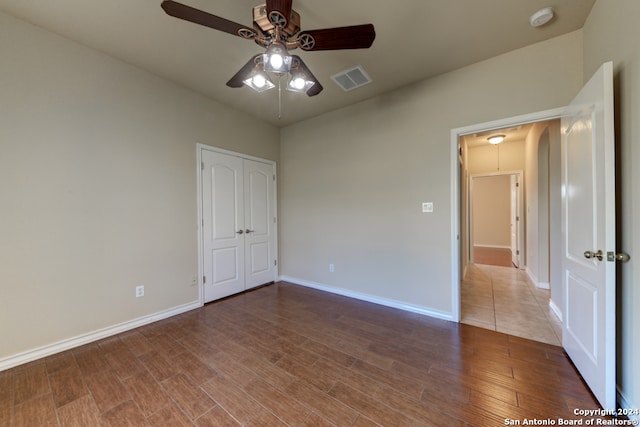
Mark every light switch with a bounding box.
[422,202,434,213]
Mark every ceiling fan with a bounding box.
[161,0,376,96]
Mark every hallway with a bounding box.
[461,264,562,346]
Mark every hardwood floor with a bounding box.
[0,282,608,426]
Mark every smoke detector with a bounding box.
[529,7,555,27]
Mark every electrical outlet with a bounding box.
[329,263,335,273]
[135,285,144,298]
[191,276,197,286]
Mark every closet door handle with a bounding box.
[236,230,244,234]
[584,250,603,261]
[245,229,254,234]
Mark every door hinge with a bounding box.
[273,175,276,181]
[274,259,277,266]
[516,216,520,221]
[201,162,204,170]
[516,250,520,255]
[516,182,519,187]
[203,276,206,284]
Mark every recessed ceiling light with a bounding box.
[529,7,555,28]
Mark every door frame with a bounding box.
[196,143,278,305]
[468,171,524,268]
[450,107,564,322]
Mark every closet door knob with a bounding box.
[584,250,603,261]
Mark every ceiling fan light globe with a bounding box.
[287,75,315,94]
[270,54,284,70]
[292,77,306,90]
[253,74,267,88]
[242,72,275,92]
[263,43,292,73]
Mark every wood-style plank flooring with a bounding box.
[0,282,608,426]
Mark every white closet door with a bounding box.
[202,151,245,302]
[244,159,276,289]
[201,149,276,303]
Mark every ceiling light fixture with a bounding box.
[488,135,506,145]
[239,52,321,97]
[286,58,316,94]
[243,73,275,92]
[529,7,555,28]
[263,42,292,73]
[241,57,276,92]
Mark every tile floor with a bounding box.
[461,263,563,346]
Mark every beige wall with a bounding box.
[466,140,525,175]
[0,12,279,361]
[582,0,640,412]
[280,30,583,316]
[471,175,510,248]
[524,121,560,287]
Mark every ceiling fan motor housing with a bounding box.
[253,4,300,37]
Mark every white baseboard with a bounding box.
[536,281,550,290]
[525,268,550,289]
[0,300,201,372]
[617,387,639,422]
[473,244,511,249]
[279,276,454,322]
[549,299,563,322]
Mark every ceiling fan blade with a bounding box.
[266,0,293,28]
[297,24,375,51]
[161,0,257,40]
[226,55,262,88]
[291,55,323,96]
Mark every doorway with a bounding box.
[452,112,563,345]
[469,172,523,269]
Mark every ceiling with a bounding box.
[463,124,534,148]
[0,0,596,127]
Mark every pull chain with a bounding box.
[278,75,283,120]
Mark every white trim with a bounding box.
[450,107,565,324]
[0,301,201,372]
[451,135,461,322]
[617,388,640,423]
[196,145,205,305]
[525,266,550,289]
[473,244,511,250]
[469,170,525,268]
[196,143,278,305]
[549,299,563,322]
[280,276,454,322]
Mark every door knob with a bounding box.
[236,230,244,234]
[607,251,630,262]
[245,229,254,234]
[584,250,603,261]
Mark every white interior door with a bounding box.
[561,61,616,410]
[510,174,520,268]
[202,150,245,302]
[201,149,276,303]
[244,159,276,289]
